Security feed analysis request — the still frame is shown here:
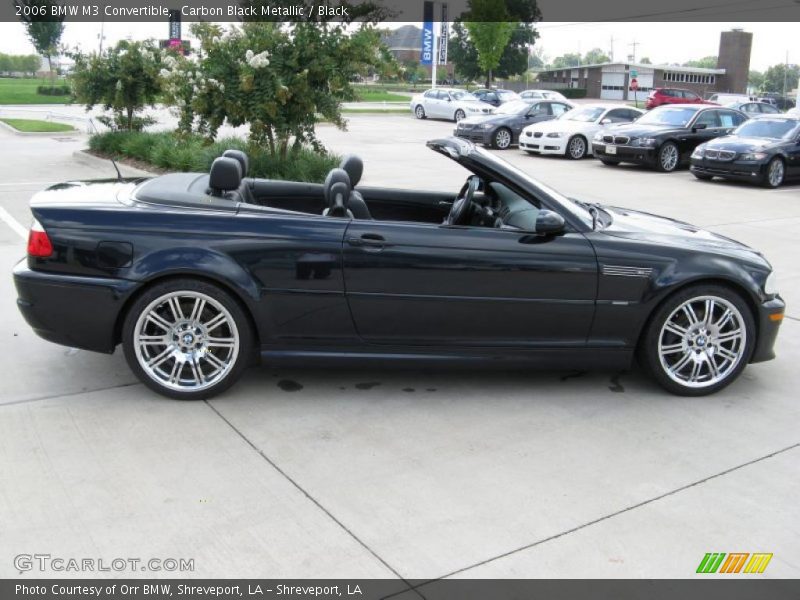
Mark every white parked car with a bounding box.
[519,89,569,102]
[519,104,644,159]
[410,88,495,122]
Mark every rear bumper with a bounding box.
[751,295,785,363]
[13,259,138,353]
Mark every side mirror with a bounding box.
[600,117,611,124]
[693,123,708,132]
[535,210,565,235]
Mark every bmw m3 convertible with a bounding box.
[13,138,784,399]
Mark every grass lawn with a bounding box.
[0,118,74,132]
[354,88,411,102]
[0,78,71,105]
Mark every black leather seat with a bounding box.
[339,155,372,219]
[208,157,244,202]
[223,149,256,204]
[322,168,353,218]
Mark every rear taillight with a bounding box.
[27,219,53,258]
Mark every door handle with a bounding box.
[347,234,388,248]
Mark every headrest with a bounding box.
[339,155,363,187]
[323,168,351,208]
[327,181,350,217]
[209,157,242,192]
[223,149,249,177]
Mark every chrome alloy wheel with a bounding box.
[495,128,512,149]
[767,159,785,187]
[659,143,679,171]
[568,136,586,158]
[133,291,240,392]
[658,295,746,389]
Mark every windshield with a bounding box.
[469,146,594,228]
[734,118,800,139]
[637,106,699,127]
[495,100,531,115]
[450,90,476,101]
[563,106,605,122]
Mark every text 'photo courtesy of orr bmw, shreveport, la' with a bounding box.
[14,137,784,400]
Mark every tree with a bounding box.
[464,0,515,88]
[551,53,582,69]
[640,57,652,64]
[683,56,717,69]
[14,0,64,75]
[70,40,163,131]
[583,48,610,65]
[763,63,800,94]
[449,0,540,84]
[528,46,546,70]
[748,70,765,92]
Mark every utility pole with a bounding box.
[782,50,788,99]
[431,19,438,88]
[629,40,639,63]
[98,18,105,54]
[609,36,614,62]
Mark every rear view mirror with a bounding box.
[535,210,565,235]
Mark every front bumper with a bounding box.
[519,135,567,155]
[454,127,493,146]
[13,259,138,354]
[751,295,785,363]
[592,142,658,165]
[690,158,768,184]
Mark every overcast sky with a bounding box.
[0,21,795,71]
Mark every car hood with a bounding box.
[601,122,685,138]
[523,119,592,133]
[601,205,769,266]
[456,99,496,111]
[704,136,781,152]
[460,113,515,126]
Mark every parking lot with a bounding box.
[1,111,799,581]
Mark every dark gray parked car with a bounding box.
[454,99,574,149]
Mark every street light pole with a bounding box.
[431,14,438,89]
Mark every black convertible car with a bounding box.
[592,104,748,172]
[14,138,784,399]
[690,115,800,188]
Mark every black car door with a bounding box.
[341,190,597,347]
[787,130,800,179]
[680,109,724,155]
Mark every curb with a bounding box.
[72,150,155,177]
[0,119,77,137]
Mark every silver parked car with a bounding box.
[410,88,495,122]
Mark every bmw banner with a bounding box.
[420,0,434,65]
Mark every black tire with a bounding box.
[655,141,680,172]
[762,157,785,188]
[692,172,714,181]
[566,135,587,159]
[600,159,620,166]
[122,278,254,400]
[454,109,466,122]
[638,284,755,396]
[492,127,512,150]
[414,105,426,119]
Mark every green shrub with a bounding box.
[37,84,71,96]
[88,130,339,183]
[559,88,588,99]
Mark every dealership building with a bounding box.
[534,30,753,101]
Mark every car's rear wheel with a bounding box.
[414,105,426,119]
[122,278,253,400]
[656,142,680,172]
[600,159,620,166]
[639,284,755,396]
[763,157,785,188]
[454,109,466,122]
[492,127,512,149]
[567,135,587,159]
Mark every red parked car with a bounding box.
[645,87,717,109]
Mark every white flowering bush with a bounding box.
[70,40,163,131]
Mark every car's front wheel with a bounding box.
[122,278,253,400]
[763,157,785,188]
[639,284,755,396]
[454,109,466,122]
[566,135,587,159]
[414,105,426,119]
[656,141,680,172]
[492,127,512,149]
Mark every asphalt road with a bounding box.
[0,112,798,580]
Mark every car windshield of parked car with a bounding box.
[734,118,800,139]
[495,100,531,115]
[561,107,605,122]
[450,90,476,101]
[637,107,698,127]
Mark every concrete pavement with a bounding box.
[0,114,798,580]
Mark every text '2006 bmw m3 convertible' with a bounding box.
[13,138,784,399]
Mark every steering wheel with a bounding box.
[446,175,480,226]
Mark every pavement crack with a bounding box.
[203,400,425,599]
[0,381,140,407]
[421,441,800,582]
